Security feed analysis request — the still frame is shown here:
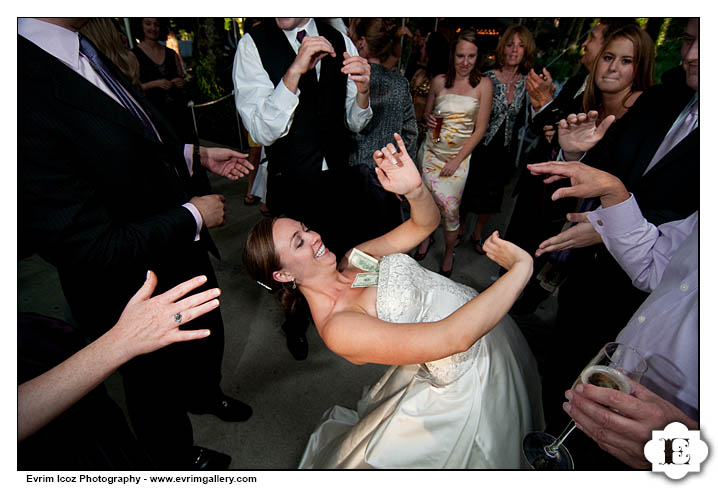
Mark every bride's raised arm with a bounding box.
[325,231,533,366]
[339,133,440,268]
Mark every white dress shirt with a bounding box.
[19,18,203,240]
[588,196,698,419]
[232,18,372,170]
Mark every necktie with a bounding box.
[645,99,698,174]
[296,29,307,44]
[78,35,159,141]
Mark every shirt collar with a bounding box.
[18,18,80,70]
[281,18,317,46]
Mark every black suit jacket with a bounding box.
[552,81,698,382]
[18,35,217,337]
[530,70,588,132]
[585,82,698,225]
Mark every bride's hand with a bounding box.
[482,231,533,271]
[373,133,422,197]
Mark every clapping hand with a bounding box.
[201,146,253,181]
[292,35,336,74]
[372,133,422,197]
[342,52,371,95]
[526,68,555,110]
[558,111,615,158]
[153,79,173,90]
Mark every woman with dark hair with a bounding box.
[409,31,449,144]
[345,18,418,243]
[412,29,493,277]
[132,18,193,140]
[243,133,543,468]
[460,25,535,254]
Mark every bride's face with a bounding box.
[271,218,335,285]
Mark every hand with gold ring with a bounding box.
[105,271,220,361]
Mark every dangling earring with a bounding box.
[292,278,297,290]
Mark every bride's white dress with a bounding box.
[298,253,545,469]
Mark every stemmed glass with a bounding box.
[522,342,647,470]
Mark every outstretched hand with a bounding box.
[535,218,602,257]
[558,111,615,158]
[107,271,220,360]
[526,161,630,207]
[201,146,253,181]
[372,133,423,197]
[482,231,533,271]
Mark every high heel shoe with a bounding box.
[414,236,435,261]
[439,253,455,278]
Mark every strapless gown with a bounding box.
[298,253,544,469]
[419,93,479,231]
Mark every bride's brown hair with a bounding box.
[243,217,304,315]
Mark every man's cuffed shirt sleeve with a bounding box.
[182,203,203,241]
[588,195,697,292]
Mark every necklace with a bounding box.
[497,67,519,86]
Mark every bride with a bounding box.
[243,133,544,468]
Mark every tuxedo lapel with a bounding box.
[625,92,694,186]
[50,61,154,142]
[645,128,698,178]
[625,117,676,185]
[21,35,163,146]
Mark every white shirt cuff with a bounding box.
[182,202,203,241]
[534,100,551,116]
[276,78,300,105]
[347,98,373,133]
[184,144,194,177]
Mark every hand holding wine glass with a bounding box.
[522,342,647,469]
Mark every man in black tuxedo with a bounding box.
[19,18,253,469]
[233,18,372,360]
[535,18,699,468]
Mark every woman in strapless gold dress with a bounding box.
[413,29,493,277]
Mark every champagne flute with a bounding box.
[522,342,647,470]
[432,109,444,144]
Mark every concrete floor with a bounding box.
[17,159,557,470]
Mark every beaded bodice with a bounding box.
[376,253,481,386]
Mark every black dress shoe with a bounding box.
[281,321,308,361]
[189,446,231,470]
[189,395,253,422]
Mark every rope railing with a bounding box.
[187,90,245,150]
